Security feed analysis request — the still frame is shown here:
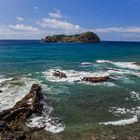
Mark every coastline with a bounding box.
[1,84,140,140]
[0,40,140,139]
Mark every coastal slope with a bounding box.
[43,32,100,43]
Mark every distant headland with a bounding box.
[42,32,100,43]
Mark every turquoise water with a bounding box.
[0,40,140,132]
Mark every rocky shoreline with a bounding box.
[0,84,44,140]
[0,83,140,140]
[1,67,140,139]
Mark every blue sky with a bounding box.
[0,0,140,41]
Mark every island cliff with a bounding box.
[43,32,100,43]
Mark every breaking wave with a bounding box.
[0,77,41,112]
[99,115,138,126]
[26,95,64,133]
[0,75,64,133]
[42,69,116,87]
[96,60,140,70]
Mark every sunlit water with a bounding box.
[0,40,140,133]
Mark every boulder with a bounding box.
[53,70,67,78]
[82,76,111,83]
[133,63,140,66]
[0,90,3,93]
[0,84,43,139]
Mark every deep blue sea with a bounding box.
[0,40,140,133]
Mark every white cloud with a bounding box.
[39,18,80,32]
[9,24,39,32]
[48,10,62,19]
[0,24,44,39]
[17,17,24,21]
[0,24,10,34]
[34,6,39,13]
[1,8,140,41]
[91,26,140,33]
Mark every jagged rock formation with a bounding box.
[43,32,100,43]
[81,76,111,83]
[0,84,43,140]
[133,62,140,66]
[51,70,111,83]
[53,70,67,78]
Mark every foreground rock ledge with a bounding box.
[0,84,43,139]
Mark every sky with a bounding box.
[0,0,140,41]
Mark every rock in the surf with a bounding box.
[81,76,111,83]
[53,70,67,78]
[0,84,43,139]
[0,90,3,93]
[133,62,140,66]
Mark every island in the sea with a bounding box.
[42,32,100,43]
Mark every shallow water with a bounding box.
[0,40,140,133]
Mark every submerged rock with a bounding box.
[53,70,67,78]
[0,84,43,139]
[0,90,3,93]
[133,63,140,66]
[43,32,100,43]
[81,76,111,83]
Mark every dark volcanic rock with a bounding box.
[133,62,140,66]
[0,90,3,93]
[43,32,100,43]
[0,84,43,139]
[53,70,67,78]
[82,76,111,83]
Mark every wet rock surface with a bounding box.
[81,76,111,83]
[0,90,3,93]
[53,70,67,78]
[0,80,140,140]
[52,70,111,83]
[0,84,43,140]
[133,62,140,66]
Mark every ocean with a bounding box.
[0,40,140,133]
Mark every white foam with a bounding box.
[0,76,64,133]
[114,62,140,70]
[130,91,140,101]
[96,60,140,78]
[0,76,13,85]
[26,96,64,133]
[85,82,117,87]
[81,62,93,65]
[99,115,138,126]
[109,106,138,115]
[96,60,140,70]
[43,69,116,87]
[27,115,64,133]
[108,105,140,118]
[96,60,112,64]
[109,107,127,115]
[0,77,41,111]
[81,62,93,66]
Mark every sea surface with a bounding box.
[0,40,140,133]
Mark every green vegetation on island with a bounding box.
[43,32,100,43]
